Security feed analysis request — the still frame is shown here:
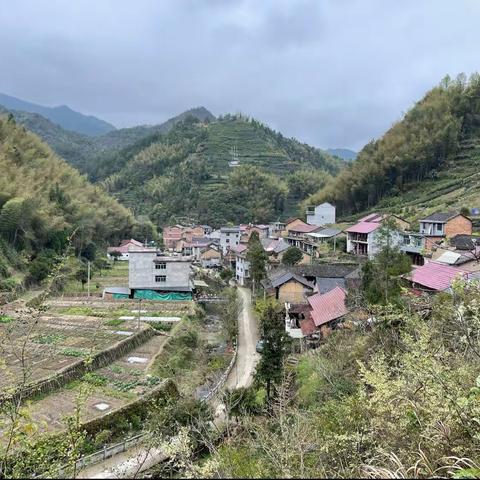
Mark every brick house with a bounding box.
[419,212,472,240]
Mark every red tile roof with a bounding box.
[307,286,348,326]
[407,261,468,291]
[344,222,380,234]
[232,244,248,254]
[107,239,143,253]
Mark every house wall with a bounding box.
[129,252,192,290]
[235,255,250,286]
[220,230,240,254]
[283,219,307,236]
[445,216,473,237]
[277,280,312,303]
[306,204,336,226]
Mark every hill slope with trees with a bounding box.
[0,106,215,175]
[0,113,135,291]
[100,114,343,226]
[308,73,480,221]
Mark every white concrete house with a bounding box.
[306,202,336,226]
[233,244,250,286]
[220,227,241,255]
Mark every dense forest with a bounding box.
[100,114,341,226]
[0,105,215,175]
[307,73,480,218]
[0,114,136,290]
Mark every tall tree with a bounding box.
[254,300,290,401]
[247,231,267,295]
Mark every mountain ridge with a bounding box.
[0,92,116,136]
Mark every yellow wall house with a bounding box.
[261,271,314,304]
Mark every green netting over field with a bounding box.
[133,290,192,301]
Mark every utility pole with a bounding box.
[87,261,91,298]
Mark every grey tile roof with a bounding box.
[420,212,461,223]
[262,271,314,290]
[292,263,360,278]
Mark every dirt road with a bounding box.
[225,287,260,390]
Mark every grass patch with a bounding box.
[0,315,14,324]
[33,333,65,345]
[104,318,125,327]
[151,322,173,332]
[61,348,86,358]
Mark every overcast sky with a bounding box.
[0,0,479,150]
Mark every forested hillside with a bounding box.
[0,106,215,175]
[101,114,342,226]
[0,114,135,290]
[308,73,480,219]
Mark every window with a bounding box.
[155,275,166,283]
[155,262,166,270]
[226,239,230,243]
[436,223,443,233]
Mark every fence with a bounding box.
[46,433,149,478]
[202,342,237,403]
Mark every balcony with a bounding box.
[348,232,368,242]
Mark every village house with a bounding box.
[301,286,349,337]
[261,270,315,304]
[199,246,222,268]
[419,212,472,239]
[306,202,336,226]
[128,249,193,300]
[220,227,241,255]
[232,243,250,286]
[162,226,184,250]
[260,237,290,266]
[281,217,310,237]
[239,224,269,243]
[286,223,323,256]
[345,213,409,258]
[107,239,144,261]
[268,221,286,238]
[291,263,362,294]
[403,261,471,292]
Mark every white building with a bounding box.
[220,227,241,255]
[233,244,250,286]
[306,202,336,226]
[344,213,404,259]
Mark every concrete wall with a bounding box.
[236,255,250,286]
[220,230,240,254]
[129,251,192,290]
[307,203,336,226]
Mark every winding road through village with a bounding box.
[78,285,259,478]
[225,286,260,389]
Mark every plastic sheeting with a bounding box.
[112,293,129,299]
[133,290,192,301]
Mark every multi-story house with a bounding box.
[220,227,241,255]
[345,213,409,258]
[306,202,336,226]
[129,249,193,298]
[233,244,250,286]
[419,212,472,239]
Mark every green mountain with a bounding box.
[0,113,135,290]
[101,113,343,226]
[326,148,357,161]
[0,92,116,136]
[0,105,215,175]
[308,73,480,221]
